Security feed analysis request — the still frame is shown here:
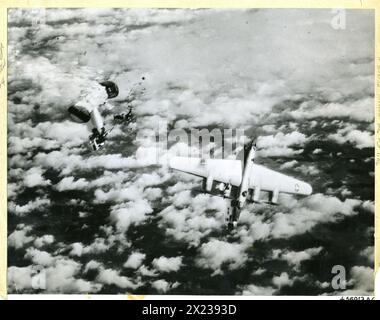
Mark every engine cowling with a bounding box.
[270,188,279,204]
[253,186,261,202]
[206,176,213,192]
[202,176,214,192]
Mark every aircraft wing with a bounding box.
[169,157,242,187]
[249,164,312,195]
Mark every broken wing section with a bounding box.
[169,157,243,187]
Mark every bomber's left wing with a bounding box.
[249,163,312,196]
[169,157,242,187]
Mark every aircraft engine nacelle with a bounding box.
[270,188,279,205]
[253,186,261,202]
[202,176,214,192]
[68,105,91,123]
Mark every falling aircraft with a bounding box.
[68,80,119,151]
[67,77,145,151]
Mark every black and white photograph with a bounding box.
[6,8,375,296]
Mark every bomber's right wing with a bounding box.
[169,157,243,187]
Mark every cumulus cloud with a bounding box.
[272,247,323,271]
[9,197,51,217]
[68,238,116,257]
[96,268,140,290]
[196,239,248,275]
[137,265,159,277]
[237,193,364,244]
[24,248,55,266]
[295,164,320,176]
[8,136,58,155]
[280,160,298,170]
[152,279,169,293]
[361,201,374,214]
[124,252,146,269]
[360,246,374,264]
[152,256,183,273]
[84,260,103,273]
[151,279,179,293]
[94,186,141,203]
[23,167,51,188]
[240,284,276,295]
[257,132,307,158]
[8,226,35,249]
[109,200,153,232]
[33,235,54,248]
[329,127,374,149]
[7,266,36,292]
[270,194,362,238]
[258,132,307,149]
[272,272,296,288]
[158,190,226,247]
[55,176,89,191]
[69,242,85,257]
[8,257,102,293]
[45,258,102,293]
[288,99,374,123]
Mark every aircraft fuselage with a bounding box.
[228,143,256,227]
[238,144,256,208]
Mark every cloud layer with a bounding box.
[7,8,374,295]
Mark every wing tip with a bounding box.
[304,183,313,195]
